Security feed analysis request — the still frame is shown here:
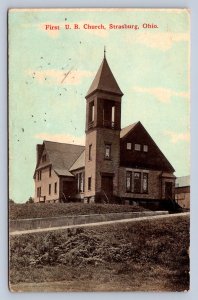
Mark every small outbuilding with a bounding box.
[175,176,190,209]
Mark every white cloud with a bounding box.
[35,133,85,145]
[164,130,190,144]
[125,31,189,51]
[27,69,93,86]
[133,86,189,103]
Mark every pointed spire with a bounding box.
[86,54,123,97]
[104,46,106,58]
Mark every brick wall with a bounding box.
[84,127,120,199]
[95,128,120,195]
[84,130,97,198]
[118,167,162,200]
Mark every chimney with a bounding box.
[36,144,43,165]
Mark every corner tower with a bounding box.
[84,53,123,203]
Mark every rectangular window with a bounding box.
[37,187,41,197]
[80,173,84,192]
[49,184,51,195]
[105,144,111,159]
[111,106,115,127]
[127,142,132,150]
[126,171,132,192]
[143,145,148,152]
[134,144,141,151]
[134,172,141,193]
[89,102,94,122]
[78,172,84,193]
[37,170,42,181]
[82,172,85,192]
[77,173,80,192]
[142,173,148,193]
[49,166,52,177]
[89,144,92,160]
[88,177,92,190]
[54,182,57,194]
[92,104,95,122]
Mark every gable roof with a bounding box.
[70,150,85,171]
[120,121,175,173]
[120,122,138,138]
[176,176,190,187]
[42,141,85,177]
[35,121,175,176]
[86,57,123,97]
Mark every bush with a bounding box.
[10,215,189,290]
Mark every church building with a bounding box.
[34,54,176,205]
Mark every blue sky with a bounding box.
[9,8,190,203]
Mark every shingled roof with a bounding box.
[38,124,139,176]
[44,141,85,177]
[37,121,172,176]
[70,150,85,171]
[120,122,138,138]
[86,57,123,97]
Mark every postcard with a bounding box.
[8,8,190,292]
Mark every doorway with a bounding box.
[101,175,113,200]
[165,182,173,199]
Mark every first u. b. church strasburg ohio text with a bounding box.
[34,53,176,207]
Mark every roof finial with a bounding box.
[104,46,106,58]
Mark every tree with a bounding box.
[26,197,34,204]
[9,199,15,205]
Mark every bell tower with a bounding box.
[84,52,123,203]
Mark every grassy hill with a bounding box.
[9,214,189,292]
[9,202,147,220]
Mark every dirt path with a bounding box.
[10,212,189,236]
[9,278,170,292]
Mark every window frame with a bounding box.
[143,145,148,152]
[49,184,51,195]
[134,144,141,151]
[49,166,52,177]
[126,171,132,192]
[104,144,111,160]
[37,187,41,197]
[89,144,92,161]
[142,173,148,193]
[88,177,92,191]
[54,182,57,194]
[37,170,42,181]
[126,142,132,150]
[89,101,95,122]
[77,172,84,193]
[134,172,141,193]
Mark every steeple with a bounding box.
[84,52,123,203]
[86,56,123,98]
